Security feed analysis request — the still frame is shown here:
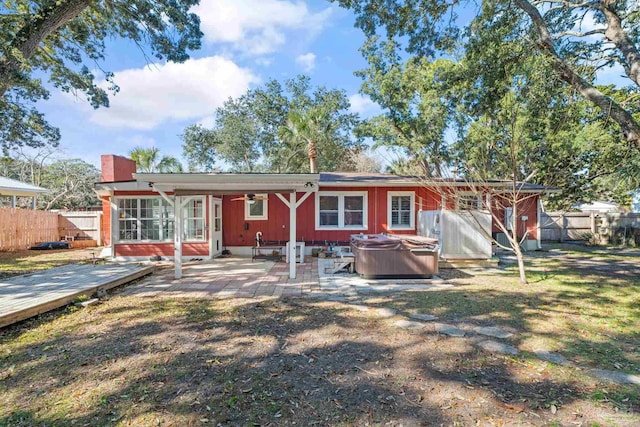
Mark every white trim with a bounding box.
[112,195,206,244]
[174,195,184,279]
[244,194,268,220]
[109,197,117,258]
[315,191,368,231]
[536,198,542,250]
[388,191,416,230]
[295,190,314,208]
[208,195,214,258]
[276,192,290,207]
[113,196,175,244]
[183,196,207,241]
[210,197,223,257]
[289,191,296,279]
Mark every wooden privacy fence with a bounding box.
[0,208,58,251]
[58,211,102,246]
[541,211,640,244]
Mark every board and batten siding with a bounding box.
[221,186,443,246]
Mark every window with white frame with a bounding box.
[117,198,174,242]
[456,194,481,211]
[244,194,268,220]
[316,192,367,229]
[184,198,205,240]
[388,191,415,230]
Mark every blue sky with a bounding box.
[37,0,382,169]
[35,0,628,170]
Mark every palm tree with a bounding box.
[129,147,183,173]
[277,106,333,173]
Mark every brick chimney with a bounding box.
[101,154,137,182]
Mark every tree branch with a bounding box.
[0,0,93,97]
[599,1,640,86]
[513,0,640,148]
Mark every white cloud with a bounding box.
[76,56,257,130]
[295,52,316,72]
[193,0,332,55]
[349,94,381,116]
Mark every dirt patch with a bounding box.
[0,296,637,426]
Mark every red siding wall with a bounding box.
[115,243,208,257]
[491,195,539,240]
[221,186,443,246]
[101,186,539,256]
[102,198,111,246]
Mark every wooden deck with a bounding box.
[0,263,153,328]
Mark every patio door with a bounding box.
[210,197,223,257]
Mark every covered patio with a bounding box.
[98,172,320,280]
[121,257,321,298]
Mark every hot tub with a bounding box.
[350,234,439,279]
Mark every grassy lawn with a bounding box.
[0,244,638,426]
[0,247,104,279]
[393,244,640,375]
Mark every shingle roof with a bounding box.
[319,172,550,191]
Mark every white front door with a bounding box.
[210,197,223,257]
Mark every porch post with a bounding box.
[11,196,16,208]
[289,191,296,279]
[174,195,183,279]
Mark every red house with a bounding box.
[95,154,544,279]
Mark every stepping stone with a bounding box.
[395,319,426,330]
[434,323,466,337]
[533,350,571,366]
[408,313,437,321]
[324,295,348,302]
[590,369,640,385]
[477,340,519,355]
[350,304,372,312]
[77,298,100,308]
[375,307,397,318]
[473,326,513,339]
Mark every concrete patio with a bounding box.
[121,256,451,299]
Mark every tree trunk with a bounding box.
[514,243,528,285]
[0,0,92,97]
[513,0,640,148]
[308,140,318,173]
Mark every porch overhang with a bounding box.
[129,173,319,281]
[132,173,320,194]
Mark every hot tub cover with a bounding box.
[350,234,438,251]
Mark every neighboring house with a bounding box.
[0,176,48,208]
[95,155,546,279]
[574,201,621,213]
